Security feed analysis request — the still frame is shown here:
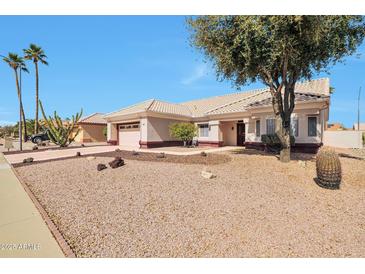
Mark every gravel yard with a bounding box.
[14,150,365,257]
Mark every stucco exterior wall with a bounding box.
[323,130,363,148]
[245,108,323,144]
[195,120,223,143]
[220,121,237,146]
[73,126,83,142]
[146,117,182,142]
[80,124,106,142]
[107,122,118,142]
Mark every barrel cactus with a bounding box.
[315,148,342,189]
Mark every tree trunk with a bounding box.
[272,92,291,163]
[34,61,39,134]
[14,69,27,142]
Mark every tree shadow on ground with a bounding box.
[229,148,316,161]
[337,153,364,161]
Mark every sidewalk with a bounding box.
[0,153,65,257]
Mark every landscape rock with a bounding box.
[32,145,38,150]
[201,170,216,179]
[22,157,34,163]
[115,148,121,152]
[132,150,139,156]
[200,151,207,157]
[109,157,125,169]
[81,144,85,147]
[156,152,165,159]
[76,152,81,157]
[97,163,107,171]
[86,156,96,161]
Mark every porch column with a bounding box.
[107,122,118,145]
[208,120,223,146]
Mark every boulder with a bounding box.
[86,156,96,161]
[109,157,125,169]
[201,170,216,179]
[81,144,85,147]
[156,152,165,159]
[23,157,34,164]
[97,163,107,171]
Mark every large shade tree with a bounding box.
[2,53,29,142]
[188,16,365,162]
[24,44,48,134]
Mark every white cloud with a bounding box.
[181,63,209,85]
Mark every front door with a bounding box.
[237,123,245,146]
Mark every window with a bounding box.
[308,116,317,136]
[199,124,209,137]
[291,117,299,137]
[266,118,276,135]
[255,120,261,137]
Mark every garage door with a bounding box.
[118,123,140,147]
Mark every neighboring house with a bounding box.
[73,113,107,143]
[353,123,365,130]
[327,123,346,131]
[103,78,330,153]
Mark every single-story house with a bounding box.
[73,113,107,143]
[103,78,330,153]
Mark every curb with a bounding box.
[9,163,76,258]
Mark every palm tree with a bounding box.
[2,53,29,142]
[24,44,48,134]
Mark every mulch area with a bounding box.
[89,150,232,165]
[12,149,232,168]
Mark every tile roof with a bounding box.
[79,113,107,124]
[103,99,192,118]
[104,78,330,120]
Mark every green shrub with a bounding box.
[169,122,197,146]
[261,134,295,146]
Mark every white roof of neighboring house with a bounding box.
[79,113,107,125]
[104,78,330,120]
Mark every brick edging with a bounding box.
[10,164,76,258]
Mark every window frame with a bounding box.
[308,116,317,137]
[198,123,209,137]
[255,120,261,137]
[266,118,276,135]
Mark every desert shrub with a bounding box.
[261,134,295,146]
[169,122,197,146]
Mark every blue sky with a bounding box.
[0,16,364,128]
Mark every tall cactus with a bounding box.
[39,100,83,147]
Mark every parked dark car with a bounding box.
[31,130,50,144]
